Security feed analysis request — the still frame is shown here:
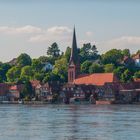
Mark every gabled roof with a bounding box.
[73,73,118,86]
[134,78,140,82]
[30,80,40,88]
[9,85,18,90]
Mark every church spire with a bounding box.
[69,27,78,64]
[68,27,80,83]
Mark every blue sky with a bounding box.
[0,0,140,62]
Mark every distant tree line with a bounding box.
[0,42,140,86]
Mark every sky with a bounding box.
[0,0,140,62]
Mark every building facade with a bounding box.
[63,28,140,104]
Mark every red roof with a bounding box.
[9,85,18,90]
[134,78,140,82]
[30,80,40,88]
[73,73,118,86]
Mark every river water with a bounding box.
[0,104,140,140]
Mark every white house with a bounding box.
[133,54,140,67]
[43,62,53,71]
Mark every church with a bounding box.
[68,28,118,85]
[62,28,140,104]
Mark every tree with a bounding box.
[52,58,68,82]
[43,73,51,83]
[101,49,123,65]
[0,63,11,82]
[104,64,115,73]
[136,50,140,55]
[6,66,21,82]
[43,72,60,83]
[17,53,32,67]
[89,63,104,74]
[47,42,60,58]
[121,69,133,82]
[122,49,130,57]
[34,72,45,82]
[80,43,98,62]
[134,71,140,78]
[65,46,71,62]
[20,80,34,100]
[113,66,126,80]
[81,60,92,73]
[20,66,33,80]
[31,59,43,72]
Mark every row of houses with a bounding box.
[0,81,59,103]
[0,83,24,102]
[0,78,140,104]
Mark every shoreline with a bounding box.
[1,100,140,105]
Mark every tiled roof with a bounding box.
[134,78,140,82]
[9,85,18,90]
[73,73,118,86]
[30,80,40,88]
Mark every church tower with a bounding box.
[68,27,80,83]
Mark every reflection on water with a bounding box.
[0,104,140,140]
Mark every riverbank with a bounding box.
[1,100,140,105]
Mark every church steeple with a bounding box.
[68,27,80,83]
[69,27,78,65]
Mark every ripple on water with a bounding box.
[0,104,140,140]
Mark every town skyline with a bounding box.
[0,0,140,62]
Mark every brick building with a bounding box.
[62,28,140,104]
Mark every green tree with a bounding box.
[38,56,55,65]
[43,72,51,83]
[89,63,104,73]
[34,72,45,82]
[65,46,71,62]
[134,71,140,78]
[81,60,92,73]
[47,42,60,58]
[104,64,115,73]
[122,49,130,57]
[20,80,33,100]
[20,66,33,80]
[17,53,32,67]
[31,59,43,72]
[136,50,140,55]
[43,72,60,83]
[52,58,68,82]
[80,43,98,62]
[101,49,123,65]
[121,69,133,82]
[113,66,126,80]
[6,66,21,82]
[0,63,11,82]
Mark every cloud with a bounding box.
[47,26,72,35]
[0,25,73,44]
[86,31,93,37]
[99,36,140,53]
[0,25,139,54]
[0,25,43,34]
[29,26,72,43]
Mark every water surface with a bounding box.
[0,104,140,140]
